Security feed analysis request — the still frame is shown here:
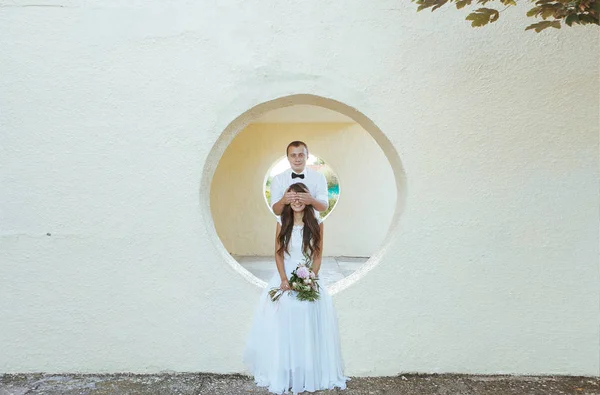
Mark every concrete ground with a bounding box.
[1,373,598,394]
[233,256,368,286]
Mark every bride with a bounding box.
[244,182,349,394]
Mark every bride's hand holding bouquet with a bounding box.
[269,255,320,303]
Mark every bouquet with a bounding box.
[269,255,320,303]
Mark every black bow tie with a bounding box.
[291,172,305,179]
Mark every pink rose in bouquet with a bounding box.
[296,266,310,279]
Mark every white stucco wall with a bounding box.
[0,0,598,377]
[211,122,396,257]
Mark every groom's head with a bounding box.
[286,141,308,173]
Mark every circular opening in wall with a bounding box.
[202,94,406,295]
[264,155,340,221]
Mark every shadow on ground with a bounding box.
[1,373,599,395]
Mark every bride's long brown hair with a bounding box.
[276,183,322,260]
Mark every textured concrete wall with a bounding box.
[0,0,598,377]
[211,122,396,257]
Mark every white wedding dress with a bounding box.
[244,223,349,394]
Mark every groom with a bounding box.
[270,141,329,216]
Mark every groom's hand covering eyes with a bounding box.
[284,191,298,204]
[295,192,313,205]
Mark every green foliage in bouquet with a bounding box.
[269,254,321,303]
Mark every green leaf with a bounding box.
[432,0,449,11]
[578,14,599,24]
[527,6,542,17]
[466,7,500,27]
[525,20,562,31]
[540,5,559,19]
[500,0,517,5]
[564,13,580,26]
[416,0,449,11]
[456,0,472,9]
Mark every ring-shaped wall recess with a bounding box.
[201,94,406,295]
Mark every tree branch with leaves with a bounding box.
[412,0,599,32]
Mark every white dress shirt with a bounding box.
[270,167,329,212]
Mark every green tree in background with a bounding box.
[412,0,598,32]
[319,197,338,219]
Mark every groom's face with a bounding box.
[287,145,308,173]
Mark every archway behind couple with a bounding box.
[210,103,399,289]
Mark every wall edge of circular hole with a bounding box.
[200,93,407,295]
